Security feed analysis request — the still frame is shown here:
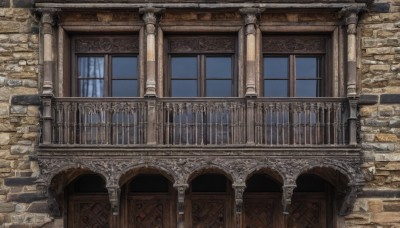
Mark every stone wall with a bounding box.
[0,2,51,227]
[352,0,400,226]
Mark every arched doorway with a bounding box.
[66,174,112,228]
[243,172,284,228]
[288,174,335,228]
[185,173,234,228]
[121,173,176,228]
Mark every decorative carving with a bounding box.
[139,7,164,25]
[78,202,111,227]
[233,184,246,214]
[339,184,363,216]
[174,183,188,215]
[282,184,296,214]
[133,200,164,227]
[239,8,265,25]
[75,37,139,53]
[168,37,236,53]
[106,186,120,215]
[192,200,225,228]
[263,36,326,53]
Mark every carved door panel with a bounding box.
[243,194,284,228]
[188,196,232,228]
[128,197,172,228]
[287,195,327,228]
[68,196,112,228]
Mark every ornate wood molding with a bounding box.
[38,154,363,216]
[75,37,139,53]
[168,37,236,53]
[263,36,327,54]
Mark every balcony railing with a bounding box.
[47,97,349,146]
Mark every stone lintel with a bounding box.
[381,94,400,104]
[11,95,41,106]
[358,94,379,105]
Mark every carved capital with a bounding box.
[174,184,188,215]
[339,183,363,216]
[239,8,265,25]
[34,9,59,35]
[349,98,358,119]
[140,8,164,25]
[340,6,365,34]
[107,186,121,216]
[233,184,246,214]
[282,184,296,214]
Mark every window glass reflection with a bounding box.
[206,80,232,97]
[112,80,138,97]
[172,80,198,97]
[296,57,318,78]
[171,57,197,78]
[206,57,232,78]
[296,80,318,97]
[264,57,288,79]
[112,56,138,79]
[264,80,288,97]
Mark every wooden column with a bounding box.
[39,10,57,144]
[173,183,188,228]
[233,183,246,228]
[341,7,364,145]
[240,8,264,97]
[140,8,163,97]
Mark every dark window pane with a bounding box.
[78,57,104,79]
[192,174,227,192]
[246,174,282,192]
[172,80,197,97]
[296,57,318,78]
[171,57,197,78]
[264,80,288,97]
[296,80,318,97]
[206,80,232,97]
[206,57,232,78]
[74,175,107,193]
[79,79,104,97]
[112,56,137,79]
[130,174,169,193]
[112,80,138,97]
[264,57,288,79]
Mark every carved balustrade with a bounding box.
[48,97,349,146]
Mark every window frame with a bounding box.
[71,35,140,97]
[261,34,331,97]
[165,35,238,97]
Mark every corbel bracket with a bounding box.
[282,184,296,215]
[339,183,363,216]
[107,185,121,216]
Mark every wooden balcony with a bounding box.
[44,97,351,147]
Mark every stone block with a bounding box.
[26,201,49,213]
[381,94,400,104]
[10,105,27,114]
[368,200,383,212]
[389,120,400,128]
[383,202,400,212]
[375,134,398,142]
[375,153,400,161]
[0,203,15,213]
[22,79,37,88]
[377,162,400,171]
[7,192,45,203]
[0,22,20,33]
[366,47,392,55]
[7,79,23,87]
[0,133,10,145]
[13,0,34,8]
[359,95,379,105]
[370,65,390,72]
[11,94,40,105]
[371,212,400,223]
[10,145,33,155]
[4,177,37,186]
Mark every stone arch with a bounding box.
[293,162,356,185]
[185,163,234,185]
[244,166,285,186]
[118,164,177,187]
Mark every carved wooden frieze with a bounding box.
[168,37,236,53]
[75,37,139,53]
[263,36,327,54]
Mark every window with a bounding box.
[166,36,236,97]
[262,35,327,97]
[72,35,139,97]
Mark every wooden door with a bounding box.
[287,194,328,228]
[243,193,284,228]
[127,196,173,228]
[68,195,113,228]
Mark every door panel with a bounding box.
[69,197,112,228]
[128,198,172,228]
[191,199,226,228]
[288,195,327,228]
[243,194,284,228]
